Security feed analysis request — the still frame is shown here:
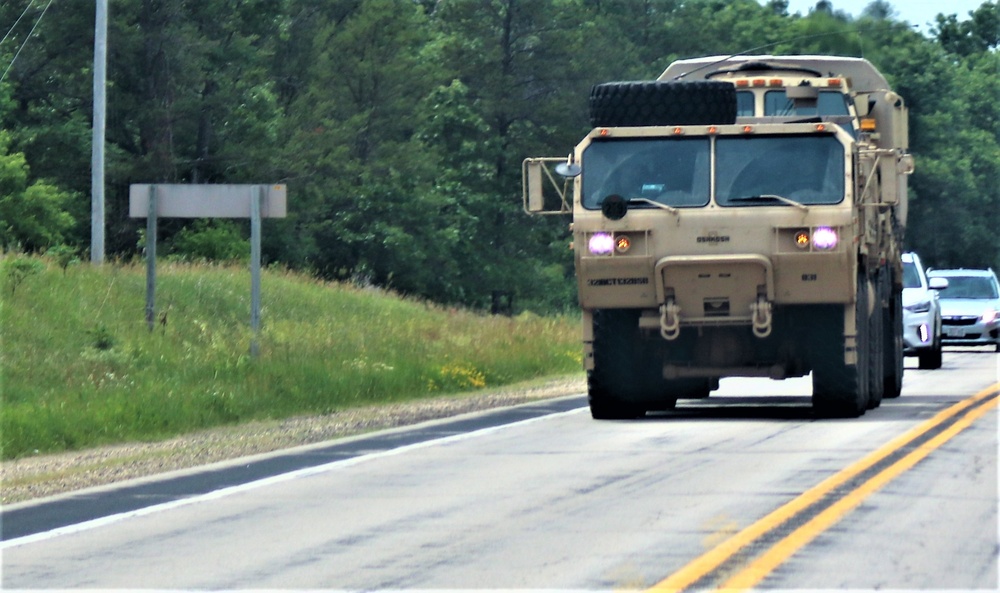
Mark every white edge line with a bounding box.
[1,406,587,550]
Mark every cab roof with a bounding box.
[658,55,892,94]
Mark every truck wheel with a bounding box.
[883,289,903,398]
[589,81,737,127]
[587,376,646,419]
[588,309,672,419]
[867,288,884,410]
[671,378,713,399]
[812,281,869,418]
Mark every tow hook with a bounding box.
[751,297,773,338]
[660,299,681,341]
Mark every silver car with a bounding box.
[902,253,947,369]
[927,268,1000,352]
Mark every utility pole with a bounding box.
[91,0,107,264]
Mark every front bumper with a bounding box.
[903,309,936,354]
[940,317,1000,346]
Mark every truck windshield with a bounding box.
[716,135,845,207]
[764,90,850,116]
[581,138,710,209]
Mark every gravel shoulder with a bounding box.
[1,376,585,505]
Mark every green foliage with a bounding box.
[0,132,76,252]
[1,254,44,295]
[168,220,250,262]
[0,258,582,458]
[46,244,80,273]
[1,0,998,302]
[933,2,999,55]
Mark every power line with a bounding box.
[1,0,55,84]
[1,1,35,47]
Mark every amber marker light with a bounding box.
[860,119,877,131]
[794,230,810,249]
[615,235,632,253]
[600,128,610,136]
[743,125,754,133]
[815,123,826,131]
[673,127,684,135]
[708,126,718,134]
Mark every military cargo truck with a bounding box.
[523,55,912,418]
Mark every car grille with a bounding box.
[942,316,979,326]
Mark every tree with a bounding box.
[0,131,76,252]
[278,0,456,299]
[933,2,999,56]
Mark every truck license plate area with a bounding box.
[655,255,774,326]
[703,297,730,317]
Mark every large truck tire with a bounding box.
[867,278,884,410]
[883,287,904,399]
[812,278,870,418]
[589,81,737,127]
[588,309,676,419]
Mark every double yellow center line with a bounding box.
[649,383,1000,592]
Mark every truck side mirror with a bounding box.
[853,94,870,117]
[897,154,915,175]
[522,157,575,214]
[525,160,545,213]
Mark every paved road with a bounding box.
[3,348,997,591]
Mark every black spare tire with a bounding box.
[589,80,737,127]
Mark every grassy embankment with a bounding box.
[0,256,582,459]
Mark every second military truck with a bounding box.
[523,55,913,418]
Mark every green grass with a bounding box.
[0,256,582,459]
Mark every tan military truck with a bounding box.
[523,55,912,418]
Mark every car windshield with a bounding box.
[902,261,922,289]
[581,138,710,209]
[935,276,999,299]
[716,135,845,206]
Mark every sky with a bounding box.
[766,0,988,33]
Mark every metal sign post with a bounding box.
[130,184,287,357]
[249,186,263,357]
[145,185,157,331]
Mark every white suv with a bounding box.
[902,253,948,369]
[927,268,1000,352]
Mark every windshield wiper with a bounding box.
[628,197,679,214]
[729,194,809,212]
[601,194,678,220]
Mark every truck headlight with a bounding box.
[588,232,615,255]
[812,227,839,250]
[794,227,839,251]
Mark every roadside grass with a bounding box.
[0,256,582,459]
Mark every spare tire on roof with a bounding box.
[589,80,737,127]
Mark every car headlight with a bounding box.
[983,309,998,324]
[905,300,931,314]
